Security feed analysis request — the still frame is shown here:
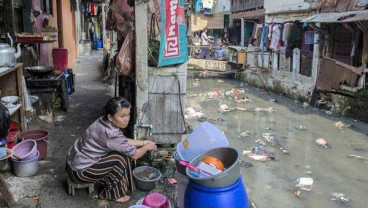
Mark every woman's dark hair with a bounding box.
[0,103,10,138]
[104,96,131,117]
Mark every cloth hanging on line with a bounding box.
[202,0,214,9]
[270,24,281,51]
[304,31,314,45]
[260,24,269,49]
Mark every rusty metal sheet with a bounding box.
[316,57,361,91]
[317,0,357,12]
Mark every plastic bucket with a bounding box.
[186,147,240,188]
[177,122,229,162]
[184,176,248,208]
[11,151,40,177]
[133,166,161,191]
[11,140,38,160]
[0,148,13,171]
[129,205,150,208]
[6,129,20,149]
[173,151,187,175]
[96,40,102,49]
[143,193,170,208]
[6,138,16,149]
[19,130,49,160]
[52,48,68,71]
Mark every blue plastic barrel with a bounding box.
[96,40,102,49]
[184,176,248,208]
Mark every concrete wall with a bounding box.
[264,0,311,14]
[238,69,314,101]
[240,49,315,100]
[31,0,76,68]
[213,0,231,14]
[32,0,58,66]
[60,1,77,68]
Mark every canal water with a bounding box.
[184,77,368,208]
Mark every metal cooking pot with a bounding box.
[186,147,240,188]
[26,66,55,76]
[0,33,21,67]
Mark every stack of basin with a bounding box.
[10,140,40,177]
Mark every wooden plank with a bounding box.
[188,58,227,71]
[22,0,33,33]
[16,64,25,130]
[190,14,224,32]
[147,64,187,144]
[0,64,25,130]
[135,1,150,140]
[362,32,368,66]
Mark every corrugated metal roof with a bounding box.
[266,12,311,23]
[303,10,368,23]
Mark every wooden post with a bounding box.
[362,31,368,66]
[0,175,15,207]
[312,23,321,85]
[101,3,106,41]
[240,17,244,46]
[135,0,149,128]
[16,65,26,130]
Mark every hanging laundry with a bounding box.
[202,0,214,9]
[278,24,284,47]
[304,31,314,45]
[91,3,95,15]
[286,23,303,58]
[253,24,263,46]
[195,0,203,13]
[260,24,269,49]
[270,24,281,51]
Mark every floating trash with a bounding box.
[239,160,254,168]
[235,96,253,103]
[302,102,309,108]
[294,188,301,198]
[315,138,331,149]
[347,154,367,162]
[185,107,205,119]
[239,131,251,138]
[255,107,274,113]
[295,177,313,191]
[330,193,350,203]
[294,125,307,130]
[235,107,253,111]
[251,145,266,155]
[218,104,235,113]
[335,121,350,129]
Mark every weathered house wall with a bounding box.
[59,1,77,68]
[32,0,58,66]
[235,0,316,100]
[213,0,231,14]
[265,0,311,14]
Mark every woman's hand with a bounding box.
[130,140,157,160]
[143,141,157,151]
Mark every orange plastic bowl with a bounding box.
[202,156,224,171]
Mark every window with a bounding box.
[41,0,53,16]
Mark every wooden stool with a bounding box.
[67,177,94,196]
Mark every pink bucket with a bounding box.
[52,48,68,71]
[143,193,170,208]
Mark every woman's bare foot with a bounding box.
[99,193,130,203]
[115,195,130,203]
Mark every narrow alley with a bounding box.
[4,51,161,208]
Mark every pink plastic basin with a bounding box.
[11,140,37,160]
[143,193,169,208]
